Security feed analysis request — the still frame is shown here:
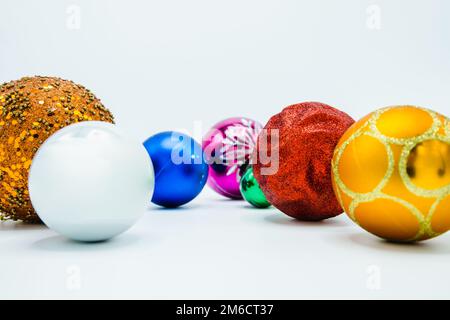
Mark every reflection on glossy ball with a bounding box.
[202,117,263,199]
[143,131,208,208]
[240,166,271,208]
[28,122,154,242]
[332,106,450,242]
[406,140,450,190]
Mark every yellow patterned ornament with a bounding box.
[332,106,450,242]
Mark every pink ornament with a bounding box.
[203,117,263,199]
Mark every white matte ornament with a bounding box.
[28,121,154,242]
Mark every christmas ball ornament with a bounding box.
[254,102,354,221]
[240,166,271,208]
[143,131,208,208]
[0,76,114,223]
[332,106,450,242]
[203,117,263,199]
[28,122,153,242]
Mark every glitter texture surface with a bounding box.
[332,106,450,242]
[0,76,114,222]
[254,102,354,221]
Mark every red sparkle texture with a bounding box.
[253,102,354,221]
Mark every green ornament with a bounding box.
[239,166,271,208]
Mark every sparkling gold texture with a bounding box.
[332,106,450,242]
[0,76,115,223]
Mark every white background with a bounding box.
[1,0,450,299]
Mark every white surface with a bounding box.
[29,122,154,242]
[1,189,450,300]
[1,0,450,299]
[1,0,450,140]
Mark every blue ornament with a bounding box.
[143,131,208,208]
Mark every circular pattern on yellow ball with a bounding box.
[406,139,450,190]
[354,198,421,241]
[430,195,450,234]
[338,135,388,194]
[332,105,450,242]
[0,76,115,223]
[375,106,433,139]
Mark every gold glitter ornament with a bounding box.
[0,76,114,223]
[332,106,450,242]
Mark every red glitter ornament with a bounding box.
[253,102,354,221]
